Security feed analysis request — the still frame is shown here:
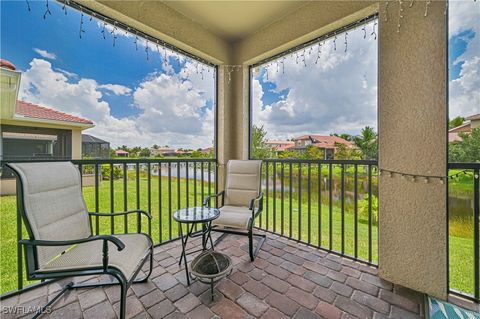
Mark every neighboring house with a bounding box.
[291,134,354,159]
[82,134,110,159]
[150,147,176,157]
[115,149,129,157]
[201,147,214,155]
[449,114,479,142]
[266,140,295,155]
[0,59,94,194]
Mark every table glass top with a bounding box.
[173,206,220,223]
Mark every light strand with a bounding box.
[379,168,446,184]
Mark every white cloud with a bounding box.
[55,68,77,78]
[252,21,378,140]
[448,0,480,118]
[33,48,56,60]
[18,58,215,149]
[98,84,132,96]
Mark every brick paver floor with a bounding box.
[0,232,428,318]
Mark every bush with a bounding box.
[101,165,122,180]
[358,194,378,225]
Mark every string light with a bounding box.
[134,32,139,51]
[362,19,367,39]
[62,0,68,15]
[111,21,118,47]
[397,0,404,33]
[101,19,107,40]
[380,168,447,184]
[43,0,52,19]
[333,34,337,51]
[385,1,389,22]
[409,0,415,8]
[79,10,85,39]
[344,32,348,52]
[25,0,31,12]
[371,19,377,40]
[145,40,149,60]
[424,0,431,17]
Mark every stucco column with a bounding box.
[378,0,447,299]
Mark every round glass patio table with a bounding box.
[173,206,220,285]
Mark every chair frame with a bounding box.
[203,190,265,261]
[7,164,154,319]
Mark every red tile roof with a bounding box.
[293,134,353,148]
[0,59,16,71]
[466,114,480,121]
[16,100,93,125]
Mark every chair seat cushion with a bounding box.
[213,205,252,229]
[40,233,152,281]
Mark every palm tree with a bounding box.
[353,126,378,160]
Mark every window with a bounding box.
[250,17,378,160]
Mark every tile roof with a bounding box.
[0,59,16,71]
[16,100,94,125]
[293,134,353,148]
[466,114,480,121]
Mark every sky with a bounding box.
[1,1,479,147]
[252,0,480,141]
[1,0,215,149]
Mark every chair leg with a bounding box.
[248,230,254,261]
[118,278,127,319]
[31,282,74,319]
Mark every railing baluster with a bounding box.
[194,161,197,207]
[136,163,141,233]
[289,162,293,238]
[147,162,152,237]
[168,162,172,240]
[474,168,479,301]
[95,163,99,235]
[329,163,333,251]
[341,163,345,255]
[354,164,358,259]
[308,163,311,244]
[123,163,128,233]
[158,163,162,243]
[273,162,277,233]
[281,162,285,236]
[186,163,190,209]
[368,164,373,263]
[110,163,114,234]
[177,162,181,237]
[318,163,322,247]
[208,161,212,199]
[201,162,205,207]
[16,189,23,290]
[298,163,302,241]
[265,162,270,230]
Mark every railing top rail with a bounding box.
[0,158,217,165]
[448,162,480,169]
[262,158,378,165]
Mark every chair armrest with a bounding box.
[89,210,152,220]
[249,192,264,217]
[19,235,126,251]
[203,191,225,207]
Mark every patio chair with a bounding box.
[203,160,265,261]
[7,162,153,319]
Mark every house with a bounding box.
[291,134,354,159]
[449,114,480,142]
[82,134,110,159]
[0,59,94,161]
[150,147,176,157]
[265,140,294,155]
[115,149,129,157]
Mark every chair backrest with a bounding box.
[8,162,91,268]
[224,160,262,207]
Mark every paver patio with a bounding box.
[0,232,426,319]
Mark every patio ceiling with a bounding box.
[162,1,310,42]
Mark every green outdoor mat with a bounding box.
[428,297,479,319]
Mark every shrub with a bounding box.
[358,194,378,225]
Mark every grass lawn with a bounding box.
[0,175,475,297]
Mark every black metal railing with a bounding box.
[0,158,216,297]
[448,162,479,303]
[257,159,379,266]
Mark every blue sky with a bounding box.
[1,1,478,145]
[252,1,479,140]
[1,0,215,148]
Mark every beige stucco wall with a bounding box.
[378,1,447,299]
